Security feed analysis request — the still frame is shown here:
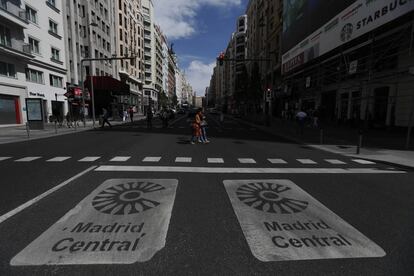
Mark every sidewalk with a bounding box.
[0,115,145,145]
[230,115,414,169]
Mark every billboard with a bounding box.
[282,0,414,74]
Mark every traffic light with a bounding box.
[218,52,225,66]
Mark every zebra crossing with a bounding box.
[0,155,379,166]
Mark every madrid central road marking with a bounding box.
[11,179,178,266]
[95,166,405,174]
[223,179,386,261]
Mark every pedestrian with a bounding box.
[161,109,169,128]
[313,108,320,128]
[101,107,112,128]
[123,109,128,122]
[190,118,202,144]
[65,112,72,128]
[147,106,153,129]
[129,106,134,123]
[200,114,210,143]
[296,109,307,135]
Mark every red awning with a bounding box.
[84,76,130,95]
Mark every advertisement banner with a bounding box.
[282,0,414,74]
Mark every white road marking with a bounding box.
[0,157,11,161]
[15,157,42,162]
[352,159,376,165]
[223,179,386,261]
[47,157,71,162]
[10,179,178,265]
[95,166,405,174]
[110,156,131,162]
[78,156,101,162]
[208,158,224,164]
[0,166,96,225]
[297,159,317,164]
[175,157,192,163]
[143,157,161,162]
[238,158,257,164]
[268,159,287,164]
[325,159,346,165]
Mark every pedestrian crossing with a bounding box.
[0,156,381,166]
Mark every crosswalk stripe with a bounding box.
[325,159,346,165]
[15,157,42,162]
[78,157,101,162]
[268,158,287,164]
[143,157,161,162]
[47,157,71,162]
[352,159,376,165]
[175,157,192,163]
[238,158,256,164]
[110,156,131,162]
[0,157,11,161]
[208,158,224,164]
[297,159,317,164]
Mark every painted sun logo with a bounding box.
[236,182,308,214]
[92,181,165,215]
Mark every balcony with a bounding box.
[0,40,34,59]
[0,1,29,28]
[143,15,150,23]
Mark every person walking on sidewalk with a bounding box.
[200,113,210,143]
[296,109,307,135]
[101,107,112,128]
[129,106,134,123]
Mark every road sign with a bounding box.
[223,179,385,262]
[11,179,178,265]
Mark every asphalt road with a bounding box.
[0,114,413,275]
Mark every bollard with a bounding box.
[319,128,324,144]
[356,130,363,154]
[54,121,58,134]
[25,122,30,139]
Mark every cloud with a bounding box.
[154,0,241,40]
[185,60,216,96]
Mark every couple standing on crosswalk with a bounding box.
[191,109,210,144]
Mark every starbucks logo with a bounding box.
[237,182,308,214]
[340,23,353,42]
[92,181,165,215]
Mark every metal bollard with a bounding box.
[319,128,324,144]
[25,122,30,139]
[356,130,363,154]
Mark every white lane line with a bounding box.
[238,158,256,164]
[0,166,97,225]
[15,157,42,162]
[95,166,405,174]
[78,156,101,162]
[46,157,71,162]
[175,157,192,163]
[268,158,287,164]
[143,156,161,162]
[352,159,376,165]
[0,157,12,161]
[297,159,317,164]
[208,158,224,164]
[325,159,346,165]
[110,156,131,162]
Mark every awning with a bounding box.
[84,76,130,95]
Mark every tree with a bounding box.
[172,95,178,107]
[158,91,168,109]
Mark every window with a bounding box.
[26,68,44,84]
[26,6,38,24]
[49,20,58,34]
[49,74,63,87]
[47,0,56,7]
[0,61,16,78]
[28,37,40,54]
[0,25,11,47]
[51,47,60,61]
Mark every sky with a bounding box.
[153,0,249,96]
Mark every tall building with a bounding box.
[0,0,67,125]
[114,0,144,113]
[154,24,164,98]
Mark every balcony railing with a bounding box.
[0,1,28,24]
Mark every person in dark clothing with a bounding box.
[147,106,153,129]
[101,108,112,128]
[129,107,134,123]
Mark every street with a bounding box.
[0,114,413,275]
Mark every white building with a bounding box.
[0,0,67,125]
[175,69,183,106]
